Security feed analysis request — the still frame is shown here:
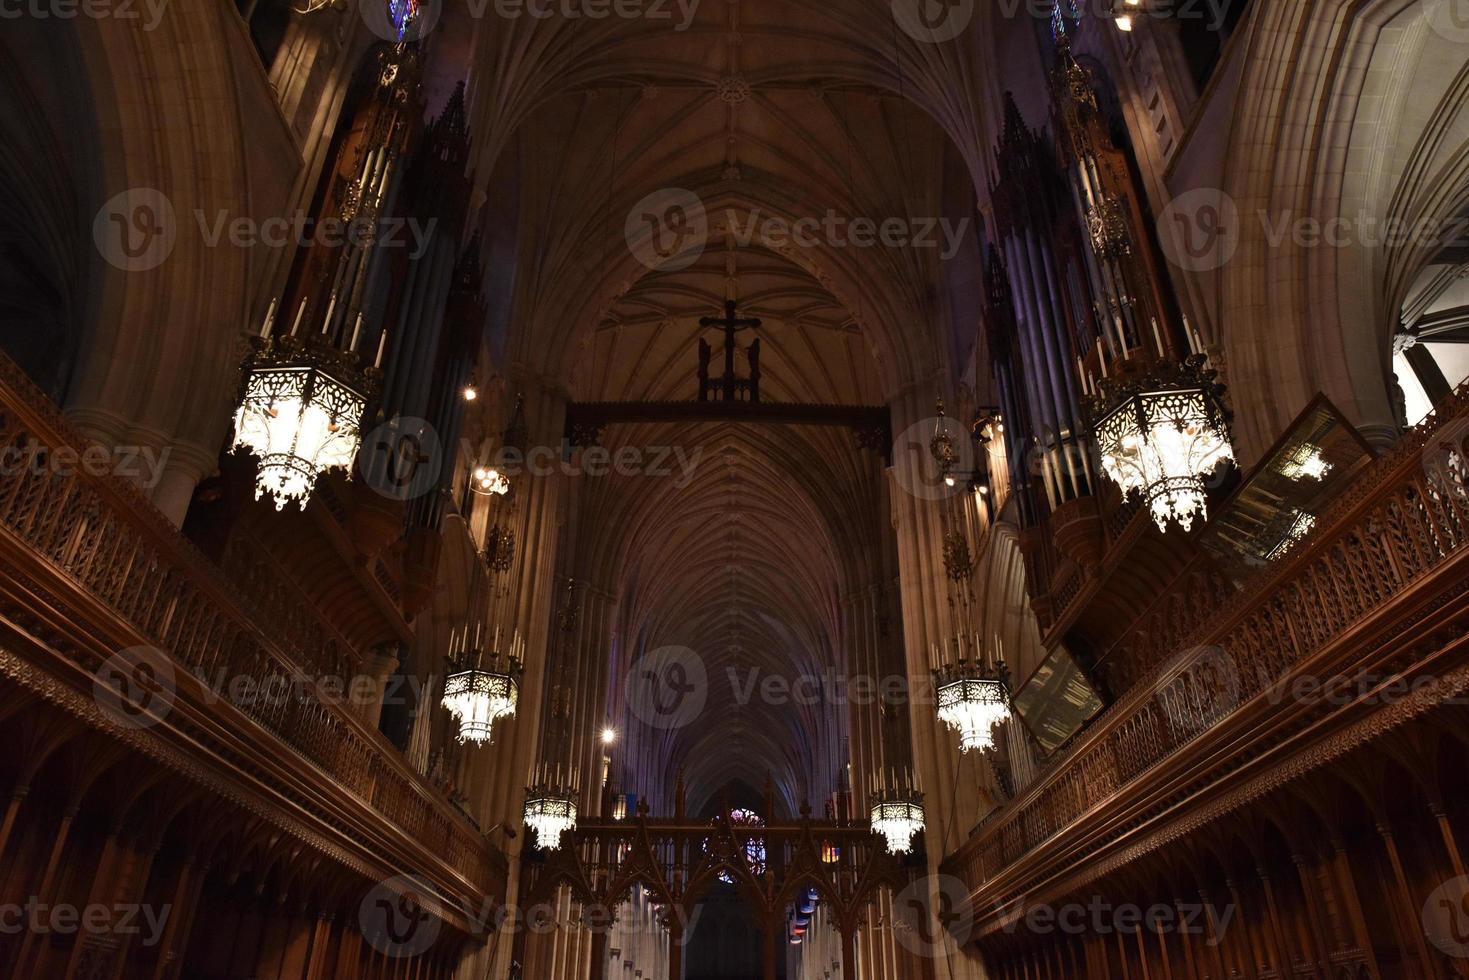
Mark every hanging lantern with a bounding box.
[1091,355,1234,532]
[232,331,378,511]
[472,464,510,496]
[870,789,926,856]
[870,769,925,855]
[930,397,959,486]
[524,769,578,849]
[441,628,523,745]
[933,656,1012,754]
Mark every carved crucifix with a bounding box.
[698,299,762,402]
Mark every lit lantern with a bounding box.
[1092,357,1234,532]
[870,788,925,855]
[232,335,377,511]
[472,465,510,496]
[933,658,1011,754]
[524,768,578,849]
[441,627,523,745]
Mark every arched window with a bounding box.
[1392,222,1469,426]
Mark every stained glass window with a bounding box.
[387,0,419,40]
[709,808,766,884]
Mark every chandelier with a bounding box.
[232,325,378,511]
[472,464,510,496]
[933,643,1012,754]
[524,767,578,849]
[441,626,523,745]
[1090,354,1234,532]
[869,770,925,855]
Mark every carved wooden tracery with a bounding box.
[522,806,911,980]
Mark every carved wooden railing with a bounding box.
[949,383,1469,917]
[0,354,501,907]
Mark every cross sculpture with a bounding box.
[698,299,762,402]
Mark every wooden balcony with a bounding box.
[0,354,503,933]
[945,383,1469,944]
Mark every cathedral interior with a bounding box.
[3,0,1469,977]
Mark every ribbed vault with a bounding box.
[465,0,991,818]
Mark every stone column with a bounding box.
[885,384,989,980]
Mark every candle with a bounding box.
[1096,338,1108,378]
[321,293,337,334]
[261,297,278,339]
[350,313,364,351]
[375,330,388,368]
[1111,316,1129,357]
[290,298,307,336]
[1151,318,1165,358]
[1183,316,1199,355]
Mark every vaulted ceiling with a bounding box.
[454,0,1004,813]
